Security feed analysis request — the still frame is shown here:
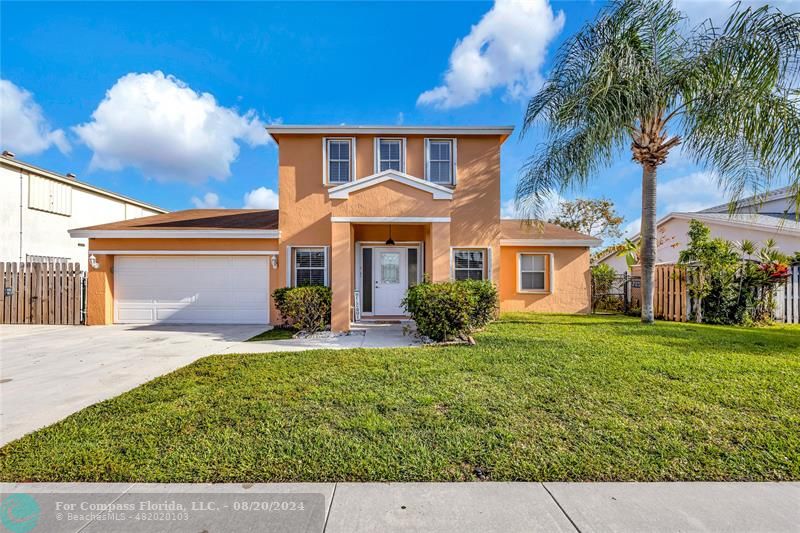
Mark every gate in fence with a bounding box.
[1,262,86,325]
[774,264,799,324]
[592,272,635,314]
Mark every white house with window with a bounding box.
[598,186,800,273]
[0,154,165,270]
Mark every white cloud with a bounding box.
[417,0,565,109]
[657,171,726,213]
[622,218,642,238]
[191,192,221,209]
[622,170,727,237]
[0,79,70,155]
[243,186,278,209]
[501,192,563,220]
[73,71,270,183]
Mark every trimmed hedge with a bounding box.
[402,280,498,342]
[272,286,332,333]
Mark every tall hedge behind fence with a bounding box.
[631,263,798,324]
[1,262,84,325]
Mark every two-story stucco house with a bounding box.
[71,125,600,330]
[1,153,165,270]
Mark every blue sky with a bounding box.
[0,0,789,245]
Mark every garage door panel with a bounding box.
[114,256,269,324]
[116,307,157,323]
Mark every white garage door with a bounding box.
[114,256,269,324]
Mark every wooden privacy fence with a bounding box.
[774,264,799,324]
[654,264,688,322]
[630,264,688,322]
[1,262,85,325]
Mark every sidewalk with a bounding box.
[2,481,798,532]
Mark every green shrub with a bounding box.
[272,286,332,333]
[272,287,292,326]
[460,279,499,329]
[402,280,499,342]
[678,219,792,325]
[591,264,620,312]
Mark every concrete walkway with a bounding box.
[0,322,418,445]
[1,481,797,532]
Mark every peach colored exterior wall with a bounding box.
[86,254,114,325]
[86,238,280,325]
[274,133,506,330]
[330,181,451,218]
[499,246,592,314]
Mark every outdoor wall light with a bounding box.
[89,254,100,269]
[270,255,278,269]
[385,224,395,246]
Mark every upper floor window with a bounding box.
[325,138,355,185]
[375,138,405,173]
[28,174,72,216]
[425,139,455,184]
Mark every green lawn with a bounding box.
[2,314,799,483]
[246,327,295,341]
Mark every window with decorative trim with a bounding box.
[425,139,455,184]
[375,138,405,172]
[453,249,485,280]
[294,248,327,286]
[325,138,354,184]
[518,253,548,292]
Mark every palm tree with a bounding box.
[518,0,800,323]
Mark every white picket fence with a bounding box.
[774,264,800,324]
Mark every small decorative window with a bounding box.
[294,248,327,286]
[327,139,352,184]
[453,249,485,280]
[426,139,453,184]
[519,254,548,291]
[377,138,404,172]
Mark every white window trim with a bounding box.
[374,137,406,174]
[291,245,329,287]
[322,137,357,186]
[516,252,554,294]
[327,171,453,200]
[424,138,457,185]
[450,246,491,281]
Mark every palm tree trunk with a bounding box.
[640,163,658,323]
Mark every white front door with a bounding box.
[373,247,407,316]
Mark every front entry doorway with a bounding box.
[358,243,421,318]
[373,247,407,315]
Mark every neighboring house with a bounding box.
[70,125,600,330]
[599,186,800,273]
[1,154,165,270]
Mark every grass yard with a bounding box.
[246,327,295,341]
[2,314,799,483]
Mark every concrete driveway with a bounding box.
[0,324,266,445]
[0,322,419,446]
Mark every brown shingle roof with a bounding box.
[500,219,596,241]
[72,209,279,231]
